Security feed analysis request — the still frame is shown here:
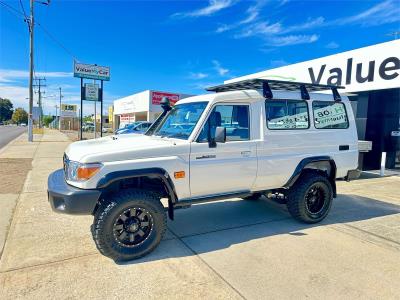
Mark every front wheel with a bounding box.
[286,172,333,223]
[92,190,166,261]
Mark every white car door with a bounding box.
[189,104,257,198]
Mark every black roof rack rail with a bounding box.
[206,79,345,101]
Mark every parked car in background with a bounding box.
[115,121,152,135]
[83,123,95,132]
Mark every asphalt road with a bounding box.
[0,126,26,150]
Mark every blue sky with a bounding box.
[0,0,399,116]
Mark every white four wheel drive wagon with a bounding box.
[48,79,360,261]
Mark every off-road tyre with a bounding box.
[92,189,166,261]
[242,193,262,200]
[287,171,333,223]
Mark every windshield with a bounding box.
[153,102,208,139]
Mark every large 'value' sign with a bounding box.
[74,62,110,81]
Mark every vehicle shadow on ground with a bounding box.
[118,194,400,265]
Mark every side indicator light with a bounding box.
[174,171,185,179]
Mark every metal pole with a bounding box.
[94,80,96,139]
[59,87,62,130]
[80,78,83,140]
[38,81,42,128]
[100,80,103,137]
[380,152,386,177]
[28,0,34,141]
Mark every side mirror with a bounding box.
[215,126,226,143]
[209,126,226,148]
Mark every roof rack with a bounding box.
[206,79,345,101]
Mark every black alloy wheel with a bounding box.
[113,207,153,247]
[287,171,333,223]
[304,183,327,215]
[92,190,166,261]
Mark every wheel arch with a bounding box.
[95,168,178,219]
[284,156,337,197]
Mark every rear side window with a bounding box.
[312,101,349,129]
[265,100,309,130]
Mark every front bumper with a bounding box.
[48,169,101,215]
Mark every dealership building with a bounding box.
[113,90,192,129]
[226,40,400,170]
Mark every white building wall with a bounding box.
[226,40,400,93]
[113,90,150,115]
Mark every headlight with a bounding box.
[65,160,103,182]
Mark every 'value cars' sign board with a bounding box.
[151,91,180,105]
[74,62,110,81]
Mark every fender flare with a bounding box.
[96,167,178,205]
[284,156,337,197]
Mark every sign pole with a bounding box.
[93,79,96,139]
[80,78,83,140]
[101,80,104,137]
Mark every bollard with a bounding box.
[380,152,386,177]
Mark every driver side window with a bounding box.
[198,104,250,142]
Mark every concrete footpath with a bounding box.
[0,129,400,299]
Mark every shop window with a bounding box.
[312,101,349,129]
[266,100,309,130]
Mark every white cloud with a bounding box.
[212,60,229,76]
[235,22,283,38]
[190,81,221,91]
[269,34,319,46]
[325,41,339,49]
[189,72,209,80]
[333,0,400,26]
[172,0,236,18]
[269,59,289,68]
[0,69,73,83]
[284,17,324,33]
[215,0,268,33]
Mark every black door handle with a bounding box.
[339,145,349,151]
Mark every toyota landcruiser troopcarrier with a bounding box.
[48,79,360,261]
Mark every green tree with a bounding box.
[42,115,54,127]
[83,115,93,123]
[12,108,28,124]
[0,98,14,122]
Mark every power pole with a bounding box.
[59,87,63,130]
[54,105,59,128]
[28,0,34,141]
[33,77,46,128]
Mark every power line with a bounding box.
[0,1,25,19]
[0,0,78,60]
[36,23,77,59]
[19,0,28,18]
[18,0,30,32]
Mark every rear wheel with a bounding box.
[92,190,166,261]
[287,172,333,223]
